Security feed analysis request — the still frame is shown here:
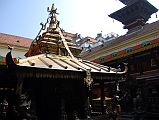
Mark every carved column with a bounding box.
[100,80,105,114]
[16,79,23,95]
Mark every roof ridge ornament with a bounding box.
[34,4,59,42]
[47,4,59,16]
[84,69,93,89]
[47,3,60,31]
[8,45,14,51]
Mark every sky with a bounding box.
[0,0,159,39]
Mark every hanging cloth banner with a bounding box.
[0,55,2,62]
[0,55,6,64]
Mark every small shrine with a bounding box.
[6,4,127,120]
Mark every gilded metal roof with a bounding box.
[16,53,126,74]
[25,4,82,57]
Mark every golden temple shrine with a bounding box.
[4,4,127,120]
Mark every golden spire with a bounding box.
[47,4,59,30]
[26,4,82,57]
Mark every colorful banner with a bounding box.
[0,55,6,64]
[92,37,159,64]
[0,56,2,61]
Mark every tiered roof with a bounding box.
[109,0,158,31]
[26,4,81,57]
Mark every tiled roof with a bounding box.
[83,37,97,43]
[63,32,78,38]
[77,37,96,46]
[81,20,159,56]
[0,33,32,48]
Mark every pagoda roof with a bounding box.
[63,32,79,38]
[109,0,158,25]
[25,4,82,57]
[7,51,126,74]
[6,51,127,83]
[119,0,141,5]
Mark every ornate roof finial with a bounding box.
[47,4,59,16]
[8,45,14,51]
[47,3,59,30]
